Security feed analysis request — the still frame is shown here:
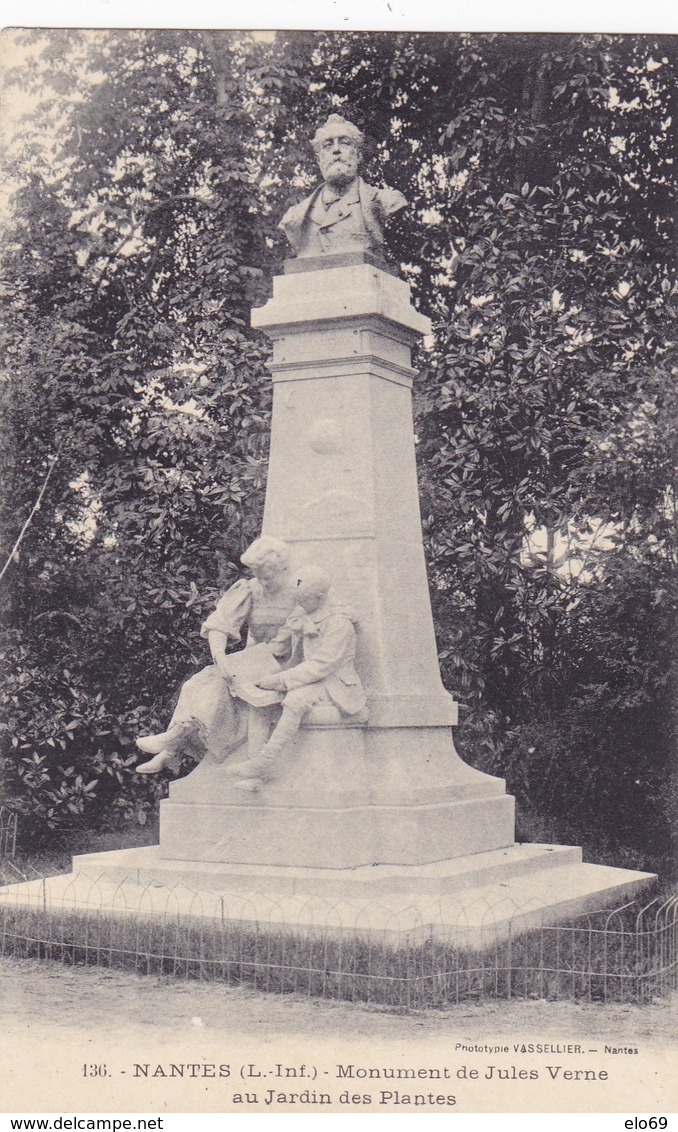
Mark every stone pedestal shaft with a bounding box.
[252,262,454,729]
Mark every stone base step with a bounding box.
[71,841,581,896]
[0,843,655,947]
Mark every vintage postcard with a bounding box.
[1,12,676,1123]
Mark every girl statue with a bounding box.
[135,536,298,775]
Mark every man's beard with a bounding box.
[323,159,358,187]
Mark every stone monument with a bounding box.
[154,112,518,873]
[19,114,654,941]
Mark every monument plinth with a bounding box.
[160,254,515,868]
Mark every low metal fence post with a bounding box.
[0,871,675,1010]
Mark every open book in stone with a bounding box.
[222,642,284,707]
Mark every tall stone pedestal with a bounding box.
[4,254,652,947]
[160,256,515,871]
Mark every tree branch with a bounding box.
[200,30,231,107]
[0,451,61,583]
[33,610,87,629]
[144,193,217,216]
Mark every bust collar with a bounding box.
[321,178,360,208]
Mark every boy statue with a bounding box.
[229,565,367,787]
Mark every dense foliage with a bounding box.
[1,31,675,866]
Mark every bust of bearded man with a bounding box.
[279,114,407,260]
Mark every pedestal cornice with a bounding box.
[252,262,432,339]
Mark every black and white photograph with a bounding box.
[0,12,676,1120]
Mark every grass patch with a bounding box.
[1,896,675,1010]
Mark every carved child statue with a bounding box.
[229,565,367,787]
[134,536,298,774]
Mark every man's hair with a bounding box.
[311,114,364,157]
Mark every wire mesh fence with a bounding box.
[0,808,18,859]
[0,867,675,1009]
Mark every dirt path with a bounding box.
[2,956,676,1113]
[1,956,676,1044]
